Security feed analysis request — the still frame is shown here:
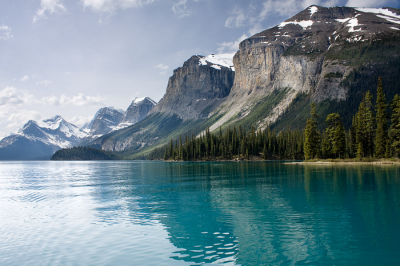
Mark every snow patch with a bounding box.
[279,20,313,30]
[377,15,400,25]
[390,26,400,30]
[335,18,351,23]
[197,54,235,71]
[309,6,318,17]
[356,8,400,19]
[336,17,363,32]
[347,18,363,32]
[356,8,400,24]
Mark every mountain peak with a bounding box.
[197,54,235,71]
[132,97,157,106]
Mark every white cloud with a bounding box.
[217,33,248,53]
[40,93,105,106]
[6,110,42,129]
[154,63,169,75]
[0,25,13,40]
[36,80,52,86]
[33,0,67,23]
[0,87,34,106]
[172,0,191,18]
[81,0,155,13]
[20,75,29,82]
[154,63,169,70]
[69,115,93,127]
[225,6,246,28]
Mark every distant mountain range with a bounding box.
[2,5,400,160]
[0,97,156,160]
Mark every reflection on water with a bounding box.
[0,161,400,265]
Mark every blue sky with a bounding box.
[0,0,399,138]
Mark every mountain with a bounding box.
[149,55,235,120]
[82,107,125,136]
[88,54,235,155]
[207,6,400,132]
[52,6,400,160]
[80,98,156,145]
[115,97,157,130]
[80,107,125,143]
[0,116,86,160]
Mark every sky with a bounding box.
[0,0,399,138]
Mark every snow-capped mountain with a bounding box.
[114,97,157,130]
[0,116,86,160]
[82,107,125,138]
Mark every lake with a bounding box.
[0,161,399,265]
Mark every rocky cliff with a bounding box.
[150,55,235,120]
[86,6,400,157]
[209,6,400,131]
[91,54,235,153]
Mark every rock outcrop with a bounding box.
[209,6,400,131]
[116,97,156,130]
[149,55,235,120]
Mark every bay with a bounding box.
[0,161,399,265]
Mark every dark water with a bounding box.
[0,161,400,265]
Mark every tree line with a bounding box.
[151,77,400,161]
[304,77,400,160]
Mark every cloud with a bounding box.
[154,63,168,70]
[0,87,34,106]
[20,75,29,82]
[81,0,155,13]
[36,80,52,86]
[225,6,246,28]
[6,110,42,129]
[69,115,93,127]
[40,93,105,106]
[217,34,248,53]
[172,0,191,18]
[154,63,169,75]
[0,25,13,40]
[33,0,67,23]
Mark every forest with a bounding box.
[149,77,400,161]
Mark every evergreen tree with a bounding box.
[304,103,320,160]
[354,91,375,158]
[391,94,400,156]
[374,77,388,158]
[323,113,346,158]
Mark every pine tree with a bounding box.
[364,91,375,157]
[304,103,320,160]
[333,120,346,159]
[391,94,400,157]
[374,77,388,158]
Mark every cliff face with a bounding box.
[95,54,235,153]
[150,55,235,120]
[209,6,400,131]
[92,6,400,156]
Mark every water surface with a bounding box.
[0,161,399,265]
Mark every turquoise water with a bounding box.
[0,161,399,265]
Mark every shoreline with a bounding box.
[286,159,400,165]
